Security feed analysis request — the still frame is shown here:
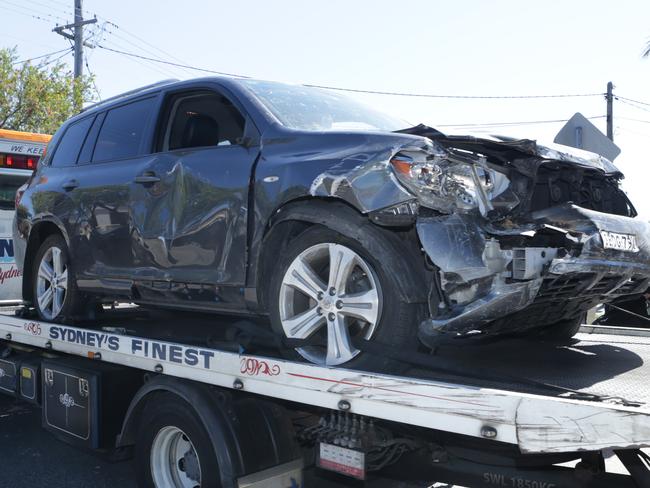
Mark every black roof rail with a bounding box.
[81,79,179,113]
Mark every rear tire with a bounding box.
[32,235,82,322]
[268,224,425,371]
[134,393,220,488]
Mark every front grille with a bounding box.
[536,273,648,302]
[530,166,634,217]
[485,273,649,334]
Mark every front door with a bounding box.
[128,88,259,306]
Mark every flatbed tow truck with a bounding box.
[1,305,650,487]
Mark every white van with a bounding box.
[0,129,50,303]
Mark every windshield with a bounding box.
[241,80,407,132]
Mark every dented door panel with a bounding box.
[129,145,257,286]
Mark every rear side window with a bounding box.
[93,97,156,162]
[50,116,95,167]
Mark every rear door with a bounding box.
[66,96,160,289]
[128,85,259,302]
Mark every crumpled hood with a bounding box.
[397,124,622,176]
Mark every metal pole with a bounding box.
[606,81,614,141]
[73,0,83,79]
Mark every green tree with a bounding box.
[0,47,94,134]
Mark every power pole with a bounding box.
[73,0,83,79]
[53,0,97,79]
[606,81,614,142]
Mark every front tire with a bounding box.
[268,224,425,371]
[32,235,82,322]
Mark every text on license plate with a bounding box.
[600,231,639,252]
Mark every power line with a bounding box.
[102,20,195,76]
[617,97,650,114]
[617,115,650,124]
[38,48,73,68]
[84,57,101,101]
[615,94,650,107]
[24,0,73,17]
[0,2,52,24]
[13,48,73,65]
[437,115,605,128]
[0,0,66,23]
[303,84,605,100]
[101,26,189,78]
[95,44,250,78]
[95,44,608,101]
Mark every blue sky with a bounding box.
[3,0,650,216]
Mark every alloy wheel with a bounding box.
[36,246,68,320]
[279,243,381,366]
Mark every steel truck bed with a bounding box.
[1,306,650,458]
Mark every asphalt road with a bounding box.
[0,396,136,488]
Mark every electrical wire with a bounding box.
[95,44,611,104]
[615,94,650,107]
[38,48,73,68]
[84,57,101,101]
[617,115,650,124]
[95,44,251,78]
[23,0,73,17]
[437,115,605,128]
[97,37,182,79]
[101,25,189,78]
[303,84,605,100]
[101,20,195,77]
[13,48,73,65]
[617,97,650,114]
[0,0,67,23]
[0,2,52,24]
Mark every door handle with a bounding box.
[62,179,79,191]
[134,172,161,184]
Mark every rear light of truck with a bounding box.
[1,154,39,170]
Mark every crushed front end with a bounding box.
[391,126,650,345]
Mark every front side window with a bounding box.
[163,92,245,151]
[50,116,95,167]
[93,97,156,162]
[241,80,407,132]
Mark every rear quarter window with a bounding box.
[93,97,156,162]
[50,116,95,167]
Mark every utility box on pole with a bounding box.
[554,112,621,161]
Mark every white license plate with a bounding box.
[600,231,639,252]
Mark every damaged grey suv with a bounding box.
[14,77,650,368]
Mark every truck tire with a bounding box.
[32,235,82,322]
[134,393,221,488]
[268,224,424,371]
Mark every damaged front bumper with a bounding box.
[417,204,650,346]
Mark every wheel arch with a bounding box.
[255,198,428,310]
[118,375,300,487]
[22,219,69,305]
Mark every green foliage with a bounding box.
[0,47,94,134]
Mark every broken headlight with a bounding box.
[390,145,511,215]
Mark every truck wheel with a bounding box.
[269,224,424,370]
[135,393,220,488]
[32,235,82,322]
